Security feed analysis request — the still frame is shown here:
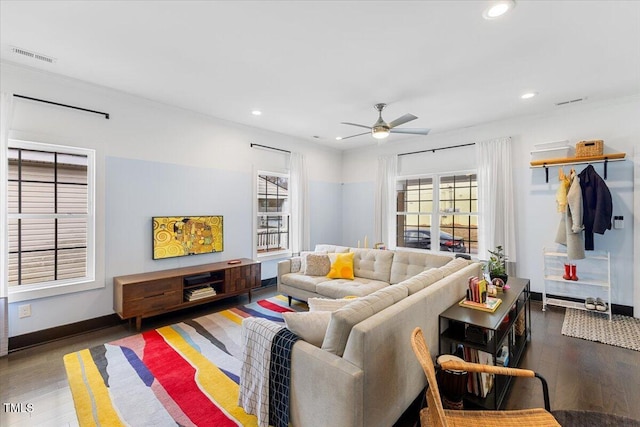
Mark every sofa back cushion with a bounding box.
[399,268,445,295]
[349,248,394,282]
[321,284,408,356]
[390,251,453,284]
[314,244,350,253]
[438,257,471,277]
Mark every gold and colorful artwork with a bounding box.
[153,216,223,260]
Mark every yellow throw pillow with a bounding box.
[327,252,355,280]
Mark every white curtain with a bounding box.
[476,137,517,263]
[289,152,309,254]
[1,92,14,356]
[374,154,397,248]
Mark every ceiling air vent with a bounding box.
[11,46,56,64]
[555,97,586,106]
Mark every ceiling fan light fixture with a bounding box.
[372,125,390,139]
[483,0,515,20]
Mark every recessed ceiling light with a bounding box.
[483,0,515,20]
[251,110,262,116]
[521,92,538,99]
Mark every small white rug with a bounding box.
[562,308,640,351]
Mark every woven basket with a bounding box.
[576,140,603,157]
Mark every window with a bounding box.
[396,172,478,254]
[7,140,95,294]
[256,172,289,257]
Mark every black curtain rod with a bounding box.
[13,94,110,119]
[250,143,291,154]
[398,142,475,157]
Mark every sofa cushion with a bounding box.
[321,285,408,356]
[280,273,331,293]
[308,297,359,312]
[283,311,331,347]
[438,257,471,277]
[315,244,350,253]
[349,248,394,282]
[290,256,302,273]
[303,253,331,276]
[390,251,453,284]
[316,277,389,299]
[399,268,445,295]
[300,250,328,273]
[327,252,355,279]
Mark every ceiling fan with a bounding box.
[339,103,430,140]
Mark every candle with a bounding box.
[364,235,368,248]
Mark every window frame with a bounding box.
[255,170,291,260]
[395,169,478,255]
[6,139,97,303]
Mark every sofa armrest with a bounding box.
[289,340,364,427]
[277,259,292,286]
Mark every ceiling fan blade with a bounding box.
[388,113,418,129]
[390,128,431,135]
[340,131,370,140]
[341,122,372,130]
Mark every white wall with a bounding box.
[1,62,343,336]
[342,95,639,308]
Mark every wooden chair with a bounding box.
[410,327,560,426]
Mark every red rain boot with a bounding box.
[563,264,571,280]
[570,264,579,281]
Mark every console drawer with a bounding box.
[123,291,181,317]
[124,278,181,300]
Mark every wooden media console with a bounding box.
[113,258,260,331]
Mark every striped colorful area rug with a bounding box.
[63,295,307,426]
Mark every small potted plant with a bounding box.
[487,245,509,284]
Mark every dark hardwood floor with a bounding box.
[1,289,638,426]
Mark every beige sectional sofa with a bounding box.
[277,244,454,303]
[270,244,483,427]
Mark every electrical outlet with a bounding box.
[18,304,31,318]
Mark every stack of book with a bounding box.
[462,346,495,398]
[459,276,502,312]
[184,286,216,301]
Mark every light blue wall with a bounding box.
[309,181,344,248]
[105,157,344,283]
[105,157,252,281]
[341,182,375,248]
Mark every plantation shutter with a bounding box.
[7,148,88,286]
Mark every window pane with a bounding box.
[9,250,55,285]
[439,173,477,214]
[16,218,56,252]
[440,214,478,255]
[58,218,88,249]
[257,174,289,214]
[58,184,88,214]
[396,215,431,249]
[257,214,289,253]
[397,178,432,213]
[57,247,88,280]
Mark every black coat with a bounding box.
[578,165,612,250]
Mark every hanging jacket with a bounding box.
[578,165,612,250]
[555,170,585,260]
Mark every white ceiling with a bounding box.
[1,1,639,149]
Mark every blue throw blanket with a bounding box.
[269,328,300,427]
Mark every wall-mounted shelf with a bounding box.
[530,153,626,182]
